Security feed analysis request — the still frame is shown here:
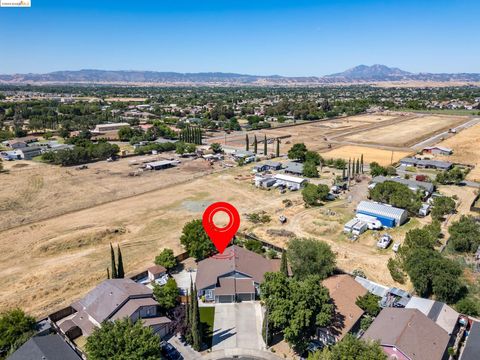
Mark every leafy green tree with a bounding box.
[117,244,125,279]
[244,239,263,254]
[302,184,330,206]
[448,215,480,253]
[287,238,335,280]
[432,196,456,221]
[180,219,216,260]
[261,272,333,353]
[0,309,36,356]
[369,162,395,177]
[288,143,308,162]
[303,161,319,178]
[310,335,386,360]
[369,181,422,215]
[154,248,177,270]
[355,293,381,316]
[387,257,405,284]
[436,167,467,185]
[85,318,162,360]
[305,151,322,165]
[153,277,179,310]
[118,126,143,142]
[455,297,479,317]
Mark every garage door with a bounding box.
[237,293,254,302]
[217,295,234,303]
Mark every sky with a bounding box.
[0,0,479,76]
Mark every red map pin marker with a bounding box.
[202,202,240,254]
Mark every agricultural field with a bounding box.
[213,113,400,152]
[434,121,480,181]
[320,145,411,166]
[340,115,467,147]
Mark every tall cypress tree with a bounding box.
[253,135,258,154]
[184,292,191,343]
[110,243,117,279]
[246,134,249,151]
[107,267,110,279]
[360,154,364,174]
[280,250,288,276]
[342,166,346,180]
[191,285,201,351]
[356,158,360,175]
[347,158,351,179]
[276,138,280,157]
[117,244,124,279]
[263,135,267,155]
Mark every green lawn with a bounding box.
[199,306,215,349]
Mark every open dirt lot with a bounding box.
[210,113,470,155]
[0,154,217,231]
[340,115,467,147]
[433,121,480,181]
[211,113,400,153]
[0,162,401,318]
[320,145,411,166]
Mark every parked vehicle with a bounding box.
[377,234,392,249]
[279,215,287,224]
[392,243,400,253]
[160,342,182,360]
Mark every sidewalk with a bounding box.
[168,335,202,360]
[203,348,284,360]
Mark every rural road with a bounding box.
[412,117,480,150]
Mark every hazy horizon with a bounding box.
[1,0,479,75]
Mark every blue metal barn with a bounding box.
[356,201,408,228]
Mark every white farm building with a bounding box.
[356,201,408,228]
[273,174,307,190]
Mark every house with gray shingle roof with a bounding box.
[7,334,81,360]
[196,245,281,303]
[55,279,172,340]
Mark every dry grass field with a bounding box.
[0,112,474,318]
[216,113,400,152]
[0,161,400,318]
[0,155,217,231]
[341,115,466,147]
[320,145,411,166]
[433,122,480,181]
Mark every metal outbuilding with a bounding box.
[356,201,408,228]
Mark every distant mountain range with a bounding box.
[1,65,479,85]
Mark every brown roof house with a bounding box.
[317,274,368,345]
[55,279,172,341]
[362,308,450,360]
[196,245,280,303]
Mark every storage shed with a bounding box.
[356,201,408,228]
[274,173,307,190]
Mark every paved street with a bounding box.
[212,302,265,352]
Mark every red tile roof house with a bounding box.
[53,279,172,342]
[196,245,281,303]
[362,308,451,360]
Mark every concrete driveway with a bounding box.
[212,302,265,351]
